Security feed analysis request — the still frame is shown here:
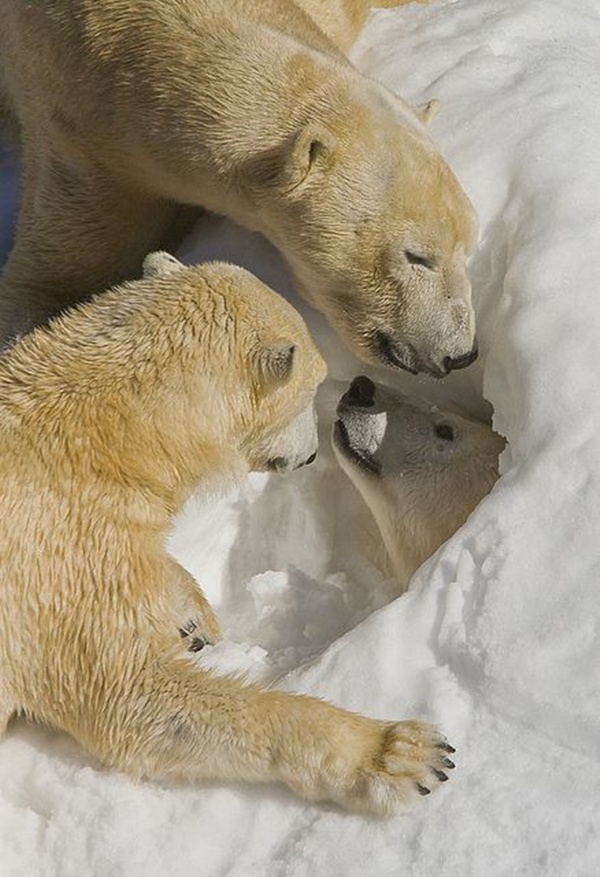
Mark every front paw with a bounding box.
[348,719,455,816]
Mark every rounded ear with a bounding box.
[413,98,440,126]
[258,342,296,388]
[243,125,333,192]
[142,251,185,279]
[286,124,333,186]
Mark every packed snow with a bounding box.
[1,0,600,873]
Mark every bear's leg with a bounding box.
[169,561,222,652]
[0,140,189,343]
[79,653,454,816]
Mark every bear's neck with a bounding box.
[0,351,232,520]
[77,8,357,220]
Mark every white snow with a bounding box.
[2,0,600,873]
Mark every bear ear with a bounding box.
[258,342,296,387]
[413,98,441,126]
[244,125,332,191]
[142,251,185,279]
[286,124,333,187]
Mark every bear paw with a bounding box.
[347,720,455,816]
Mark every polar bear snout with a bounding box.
[263,401,319,474]
[332,418,382,476]
[371,329,478,378]
[344,375,376,408]
[372,332,421,376]
[444,345,478,372]
[333,377,388,476]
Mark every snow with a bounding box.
[1,0,600,873]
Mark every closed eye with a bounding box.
[405,250,435,269]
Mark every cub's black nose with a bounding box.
[346,375,376,407]
[444,346,478,373]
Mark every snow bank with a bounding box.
[1,1,600,874]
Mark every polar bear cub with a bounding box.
[333,376,505,584]
[0,255,454,816]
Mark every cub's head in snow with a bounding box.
[332,376,504,585]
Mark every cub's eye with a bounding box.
[435,423,455,441]
[404,250,435,269]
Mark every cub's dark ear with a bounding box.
[413,98,440,126]
[143,251,185,278]
[286,124,333,186]
[258,343,296,387]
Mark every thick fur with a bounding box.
[0,257,453,815]
[0,0,477,376]
[333,376,505,586]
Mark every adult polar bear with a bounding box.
[0,0,478,376]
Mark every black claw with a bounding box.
[432,769,449,782]
[416,783,431,796]
[437,742,456,754]
[441,758,455,770]
[179,619,198,638]
[188,636,207,653]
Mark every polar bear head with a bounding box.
[138,253,327,483]
[332,376,504,583]
[245,77,478,378]
[7,253,326,502]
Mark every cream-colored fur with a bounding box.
[333,376,505,586]
[0,0,477,377]
[294,0,422,54]
[0,256,454,815]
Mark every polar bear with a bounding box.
[333,375,504,584]
[0,254,454,815]
[0,0,477,377]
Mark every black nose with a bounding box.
[444,345,478,373]
[346,375,376,407]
